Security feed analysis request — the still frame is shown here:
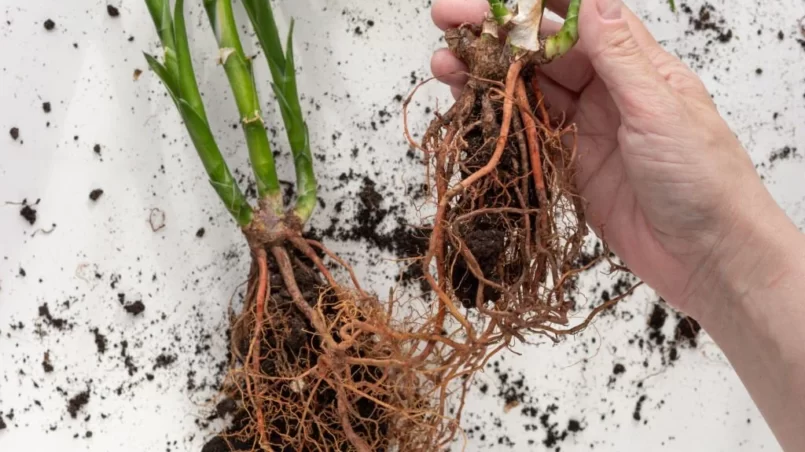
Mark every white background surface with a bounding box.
[1,0,804,451]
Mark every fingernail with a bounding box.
[597,0,623,20]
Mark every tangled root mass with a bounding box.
[205,21,635,452]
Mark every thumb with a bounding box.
[578,0,675,122]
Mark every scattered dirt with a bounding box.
[215,398,237,419]
[196,227,206,238]
[469,361,585,449]
[681,3,733,43]
[675,317,702,346]
[153,354,177,370]
[107,5,120,17]
[67,390,90,418]
[120,340,138,376]
[20,204,37,225]
[91,328,108,355]
[93,144,102,155]
[633,395,648,421]
[123,300,145,316]
[38,303,68,330]
[44,19,55,31]
[42,102,51,113]
[89,189,104,201]
[0,416,6,430]
[310,175,429,290]
[9,127,19,140]
[42,351,54,373]
[769,146,799,166]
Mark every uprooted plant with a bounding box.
[142,0,635,450]
[143,1,454,450]
[402,0,639,437]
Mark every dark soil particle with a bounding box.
[0,416,6,430]
[567,419,582,433]
[42,102,51,113]
[107,5,120,17]
[153,354,176,370]
[20,204,37,225]
[215,398,237,418]
[44,19,55,31]
[310,175,429,290]
[633,395,648,421]
[613,363,626,375]
[120,340,137,376]
[682,3,733,43]
[201,436,236,452]
[93,144,101,155]
[42,352,54,373]
[123,300,145,316]
[196,227,205,238]
[89,189,104,201]
[38,303,67,329]
[91,328,107,354]
[67,391,90,418]
[9,127,19,140]
[648,304,667,330]
[669,347,679,361]
[769,146,798,164]
[675,316,702,346]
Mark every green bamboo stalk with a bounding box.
[144,0,253,226]
[204,0,283,212]
[145,0,178,80]
[488,0,513,25]
[544,0,581,60]
[241,1,317,223]
[173,0,207,124]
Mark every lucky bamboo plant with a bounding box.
[143,1,444,450]
[142,0,596,450]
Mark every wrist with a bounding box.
[690,189,805,331]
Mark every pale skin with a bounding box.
[431,0,805,450]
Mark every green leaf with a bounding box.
[275,22,317,222]
[143,0,253,226]
[203,0,281,204]
[173,0,208,123]
[242,0,287,79]
[668,0,676,12]
[145,0,178,77]
[144,52,179,106]
[177,99,253,226]
[202,0,218,35]
[487,0,512,24]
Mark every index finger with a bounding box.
[432,0,490,30]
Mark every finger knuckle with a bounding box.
[601,26,642,60]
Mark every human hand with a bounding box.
[430,0,796,320]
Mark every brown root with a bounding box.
[206,208,462,452]
[204,23,637,452]
[398,23,638,446]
